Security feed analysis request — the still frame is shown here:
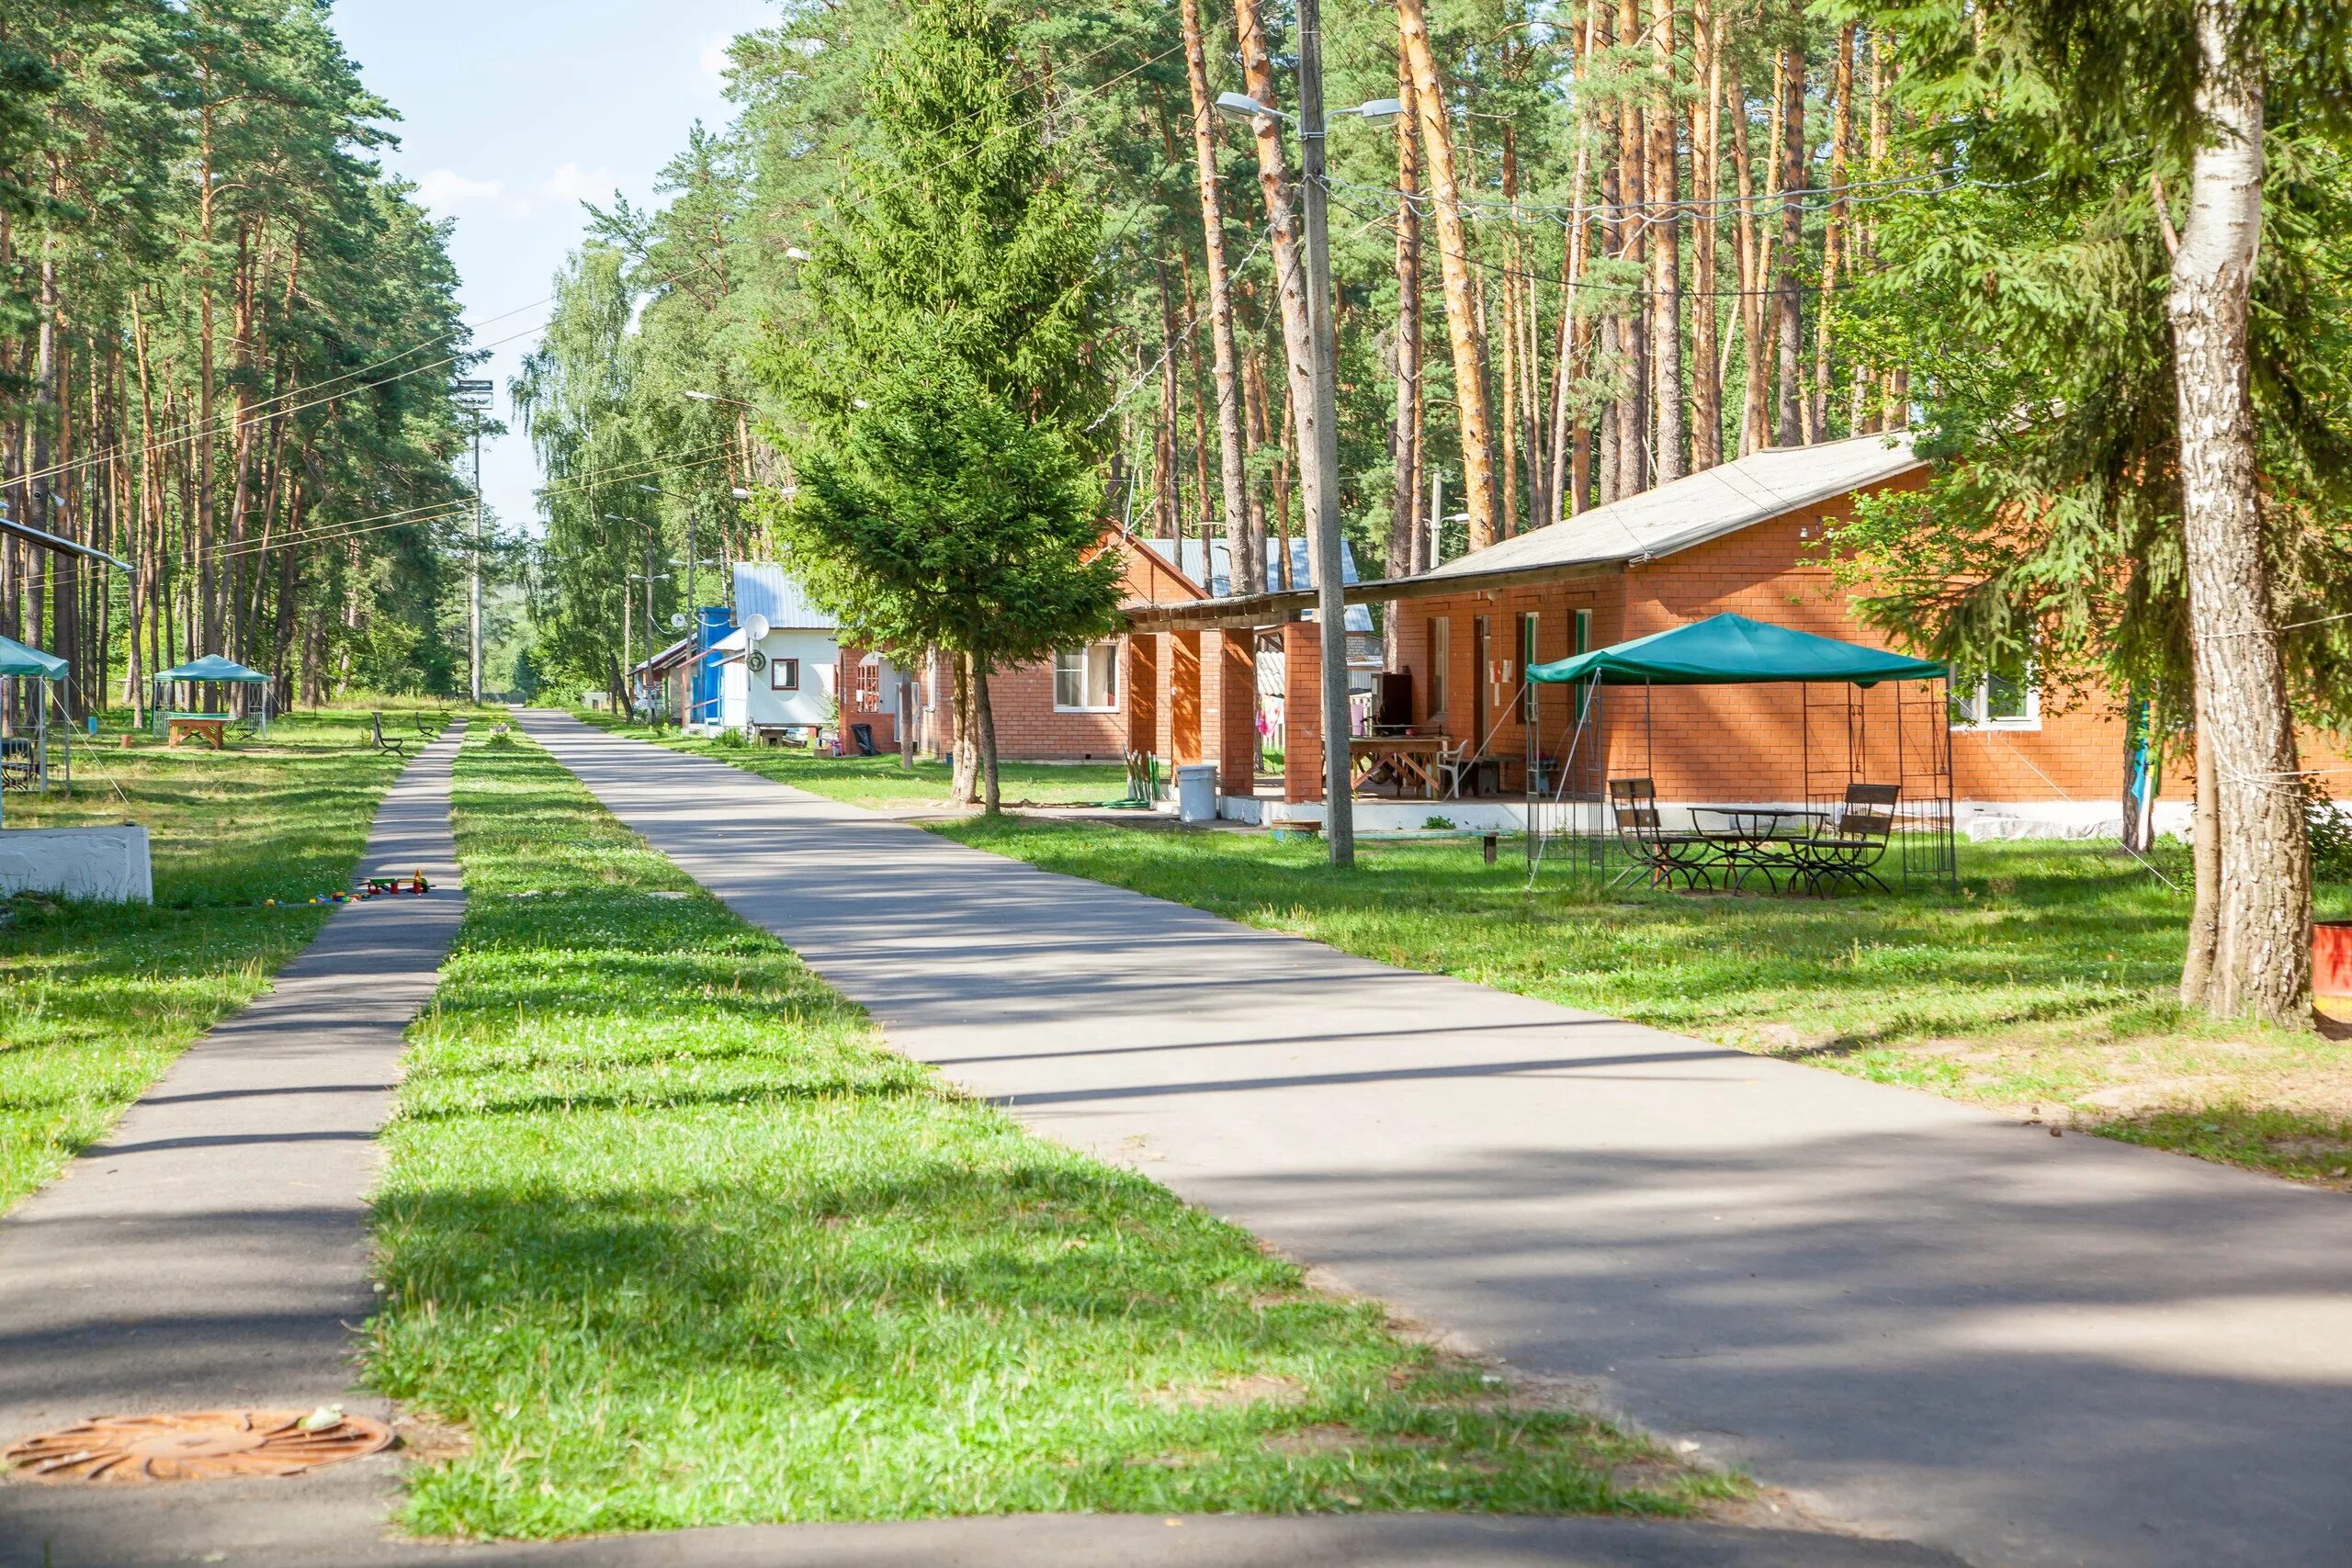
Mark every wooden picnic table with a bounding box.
[1350,733,1448,798]
[165,714,230,750]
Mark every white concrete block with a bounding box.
[0,825,153,903]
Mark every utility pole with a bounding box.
[1217,31,1396,865]
[454,379,492,704]
[1297,0,1356,865]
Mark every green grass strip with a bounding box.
[365,727,1731,1540]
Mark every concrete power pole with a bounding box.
[454,379,493,704]
[1296,0,1354,867]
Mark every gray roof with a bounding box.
[733,562,836,629]
[1413,432,1923,586]
[1140,536,1374,632]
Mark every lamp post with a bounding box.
[1216,81,1400,868]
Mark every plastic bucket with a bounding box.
[1175,763,1219,825]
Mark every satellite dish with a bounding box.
[744,613,772,641]
[668,612,687,631]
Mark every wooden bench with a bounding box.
[165,715,230,750]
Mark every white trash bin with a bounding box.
[1175,763,1219,824]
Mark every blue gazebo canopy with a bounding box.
[1530,612,1946,688]
[158,655,269,683]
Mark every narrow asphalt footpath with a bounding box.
[519,710,2352,1568]
[0,726,466,1567]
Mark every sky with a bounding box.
[335,0,775,539]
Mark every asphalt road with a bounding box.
[518,709,2352,1568]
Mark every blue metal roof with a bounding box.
[1139,536,1374,632]
[732,563,836,630]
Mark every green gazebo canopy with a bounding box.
[158,655,270,683]
[1529,612,1946,687]
[0,633,67,679]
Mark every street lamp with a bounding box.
[1214,76,1399,867]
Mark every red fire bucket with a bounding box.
[2314,920,2352,1015]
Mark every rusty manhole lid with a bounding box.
[3,1409,393,1483]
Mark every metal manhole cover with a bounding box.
[3,1410,393,1483]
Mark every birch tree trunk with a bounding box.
[1398,0,1501,549]
[1178,0,1258,594]
[2168,0,2309,1023]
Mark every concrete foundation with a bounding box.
[0,825,153,902]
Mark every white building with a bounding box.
[712,564,841,740]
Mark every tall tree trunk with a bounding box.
[1733,46,1771,455]
[197,94,221,669]
[1853,28,1884,431]
[1498,139,1523,539]
[1690,0,1724,470]
[1812,22,1856,440]
[1233,0,1324,568]
[1613,0,1648,495]
[1179,0,1258,595]
[973,661,1002,815]
[2169,0,2307,1024]
[1398,0,1501,549]
[949,652,978,805]
[1647,0,1684,483]
[1547,0,1602,522]
[1242,339,1280,586]
[1390,39,1424,606]
[1773,36,1807,447]
[2181,728,2221,1005]
[1154,254,1182,538]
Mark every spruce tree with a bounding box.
[761,0,1119,811]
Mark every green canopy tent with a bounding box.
[153,655,273,739]
[1528,612,1948,688]
[1521,613,1954,887]
[0,632,72,807]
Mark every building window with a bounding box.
[1951,666,2038,728]
[1428,616,1450,720]
[1054,644,1118,712]
[1574,608,1592,655]
[770,657,799,692]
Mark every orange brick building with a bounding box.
[1131,432,2213,833]
[911,528,1264,789]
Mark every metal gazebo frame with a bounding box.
[1521,618,1957,892]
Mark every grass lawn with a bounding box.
[573,712,1129,811]
[365,727,1734,1540]
[0,705,458,1213]
[929,818,2352,1190]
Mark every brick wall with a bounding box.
[1283,621,1323,803]
[1379,469,2244,807]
